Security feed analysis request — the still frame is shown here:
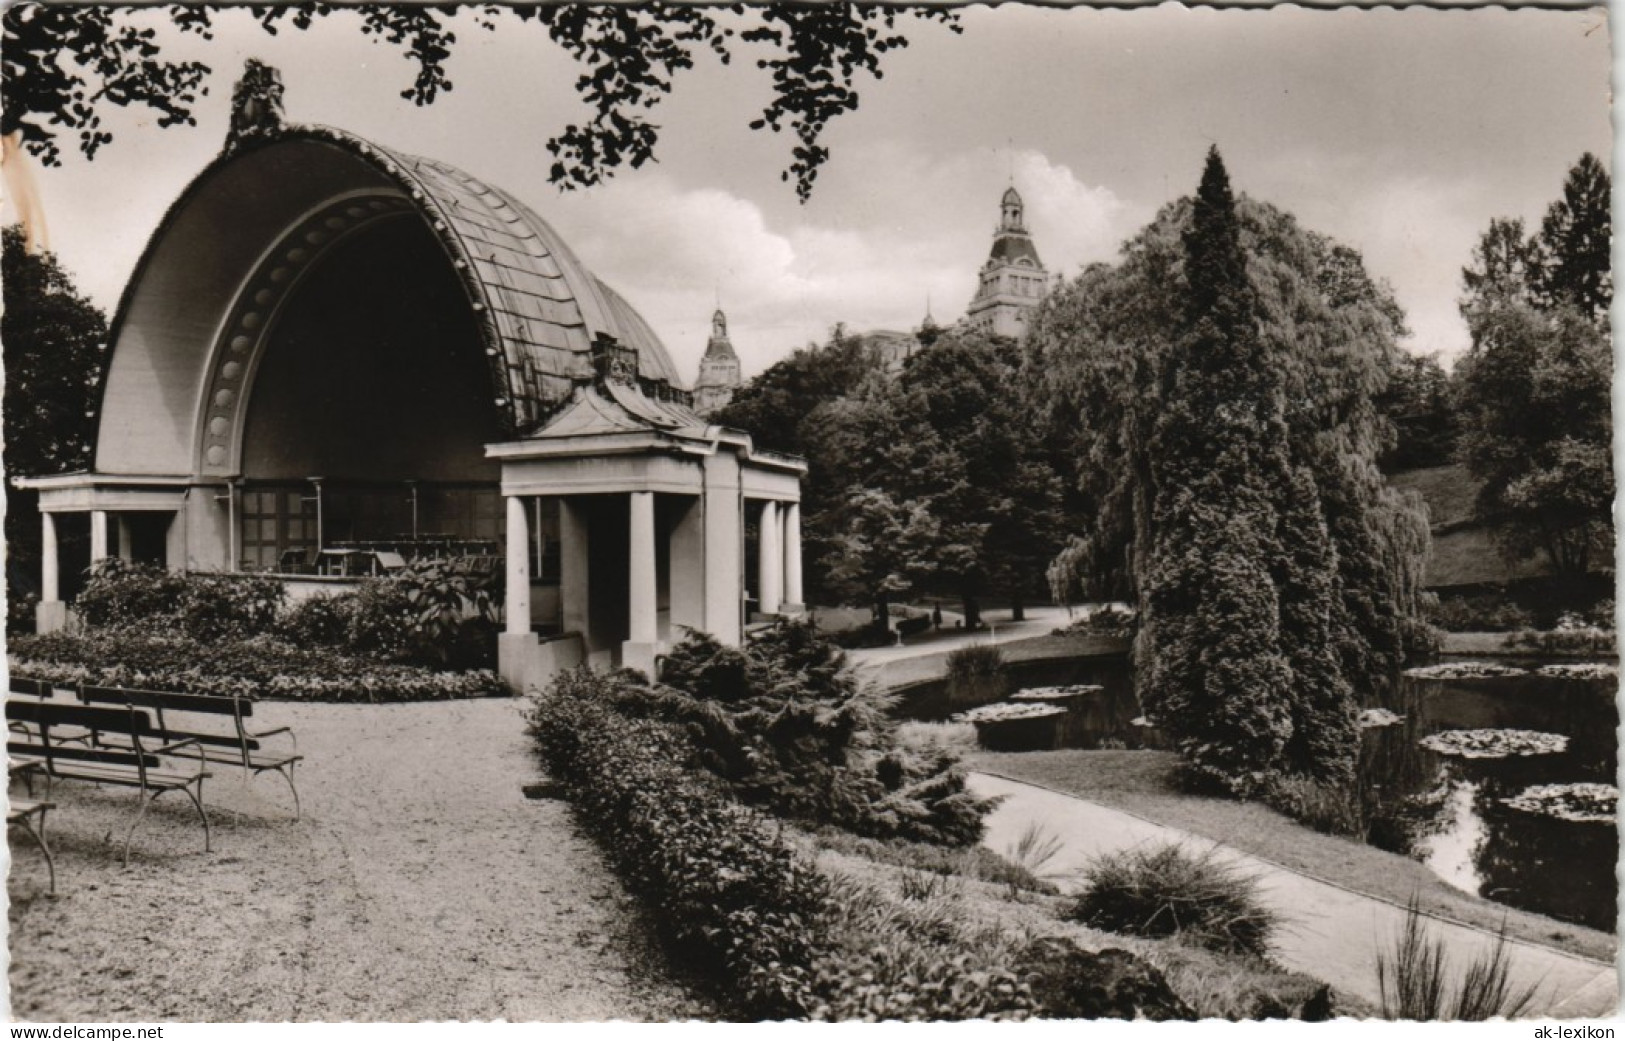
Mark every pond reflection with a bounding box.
[897,652,1618,932]
[1361,664,1617,933]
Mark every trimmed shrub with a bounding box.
[1069,843,1278,958]
[74,559,188,630]
[527,667,830,1019]
[9,630,504,702]
[276,594,350,647]
[75,559,286,641]
[177,571,286,641]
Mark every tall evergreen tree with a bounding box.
[1532,152,1611,319]
[1026,173,1430,730]
[1038,149,1374,790]
[1140,148,1300,789]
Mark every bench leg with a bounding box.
[121,792,154,868]
[267,764,301,820]
[179,783,212,853]
[11,815,56,895]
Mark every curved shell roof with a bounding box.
[325,127,687,424]
[98,124,688,461]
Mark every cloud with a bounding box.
[544,143,1142,382]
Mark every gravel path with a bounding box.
[7,698,711,1022]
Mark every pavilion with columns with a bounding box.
[15,63,805,692]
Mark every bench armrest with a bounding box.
[247,725,297,750]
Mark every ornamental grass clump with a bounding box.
[1069,842,1279,958]
[1376,899,1539,1020]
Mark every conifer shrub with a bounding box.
[630,619,991,846]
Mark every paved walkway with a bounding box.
[969,772,1619,1019]
[845,605,1075,671]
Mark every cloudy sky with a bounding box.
[10,4,1612,382]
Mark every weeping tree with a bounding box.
[1026,148,1430,790]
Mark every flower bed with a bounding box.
[1418,729,1569,759]
[1403,661,1526,680]
[1502,783,1618,823]
[10,631,504,702]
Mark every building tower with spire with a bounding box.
[963,186,1054,340]
[692,307,742,415]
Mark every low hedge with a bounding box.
[9,630,504,702]
[527,666,1046,1021]
[527,667,829,1018]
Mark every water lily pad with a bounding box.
[955,702,1067,724]
[1405,661,1527,680]
[1009,684,1104,702]
[1535,662,1619,680]
[1503,783,1617,823]
[1358,707,1404,728]
[1419,729,1568,759]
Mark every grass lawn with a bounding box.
[957,746,1616,964]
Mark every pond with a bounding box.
[1360,661,1618,934]
[896,653,1618,932]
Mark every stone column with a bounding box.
[41,512,59,602]
[624,491,659,676]
[782,501,803,612]
[37,512,66,634]
[559,498,590,640]
[758,500,781,616]
[504,495,530,635]
[89,510,109,564]
[701,454,743,646]
[117,516,135,563]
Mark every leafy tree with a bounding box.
[3,225,107,630]
[887,331,1068,623]
[1378,351,1457,471]
[1456,302,1612,577]
[1455,155,1613,581]
[2,3,956,201]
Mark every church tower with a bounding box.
[693,308,742,415]
[964,187,1053,340]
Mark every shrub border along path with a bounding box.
[968,771,1618,1018]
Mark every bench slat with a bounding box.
[80,685,251,717]
[8,740,158,770]
[7,699,157,736]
